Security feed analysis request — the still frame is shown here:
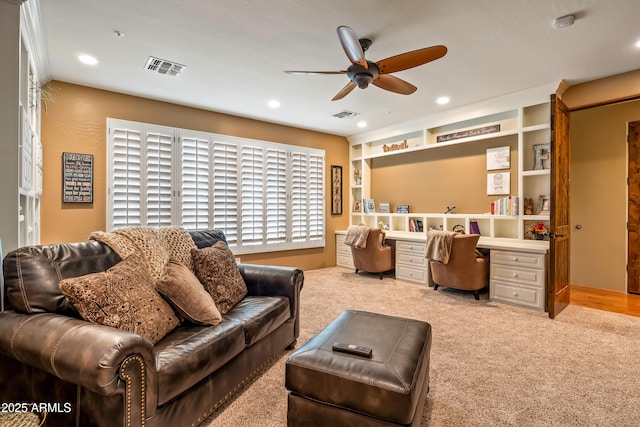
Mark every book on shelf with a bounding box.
[491,196,519,216]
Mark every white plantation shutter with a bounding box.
[107,119,324,253]
[110,127,142,228]
[307,153,325,241]
[145,130,173,227]
[266,148,287,244]
[180,133,211,230]
[240,145,264,246]
[212,140,239,245]
[290,152,308,242]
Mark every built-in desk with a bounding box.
[336,230,549,310]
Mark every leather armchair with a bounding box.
[350,229,395,279]
[429,234,488,299]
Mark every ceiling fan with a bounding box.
[285,26,447,101]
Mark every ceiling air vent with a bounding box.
[333,110,359,119]
[145,56,186,77]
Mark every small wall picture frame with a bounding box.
[486,146,510,170]
[330,165,342,215]
[538,195,551,215]
[487,172,510,195]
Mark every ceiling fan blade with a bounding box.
[337,26,368,69]
[284,70,346,75]
[377,45,447,74]
[332,81,357,101]
[372,74,417,95]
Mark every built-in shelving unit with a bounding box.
[347,86,553,245]
[17,5,43,247]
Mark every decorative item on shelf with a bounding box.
[396,204,410,213]
[363,198,376,213]
[353,167,362,185]
[378,221,389,230]
[528,223,548,240]
[524,197,534,215]
[469,220,481,235]
[486,146,510,170]
[487,172,510,195]
[444,205,456,214]
[352,200,361,212]
[533,143,550,170]
[537,195,550,215]
[378,202,390,213]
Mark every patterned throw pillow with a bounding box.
[191,242,248,314]
[59,254,179,343]
[156,259,222,325]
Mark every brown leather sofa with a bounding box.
[0,230,303,427]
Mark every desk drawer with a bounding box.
[396,241,426,256]
[397,251,428,267]
[491,280,544,309]
[336,252,354,268]
[396,264,428,285]
[491,250,545,269]
[490,264,544,288]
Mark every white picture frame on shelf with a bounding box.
[363,198,375,213]
[378,202,390,213]
[487,172,510,195]
[486,146,510,170]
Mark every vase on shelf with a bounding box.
[533,233,544,240]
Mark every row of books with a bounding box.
[491,196,519,216]
[408,219,424,232]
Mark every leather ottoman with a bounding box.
[285,310,432,426]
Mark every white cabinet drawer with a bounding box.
[396,251,428,267]
[491,250,545,269]
[336,252,354,268]
[396,241,426,255]
[490,264,545,288]
[491,280,544,309]
[396,264,428,284]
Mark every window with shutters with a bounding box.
[107,119,325,254]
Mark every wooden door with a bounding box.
[548,95,571,318]
[629,121,640,294]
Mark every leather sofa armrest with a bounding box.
[0,311,157,415]
[238,264,304,337]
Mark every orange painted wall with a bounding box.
[41,81,349,270]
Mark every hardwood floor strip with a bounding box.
[570,284,640,317]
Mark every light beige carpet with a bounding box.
[202,267,640,426]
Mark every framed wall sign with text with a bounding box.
[62,152,94,203]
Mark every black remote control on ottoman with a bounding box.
[332,342,373,358]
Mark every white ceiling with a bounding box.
[37,0,640,137]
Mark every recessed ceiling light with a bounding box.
[78,54,98,65]
[267,99,280,109]
[635,39,640,49]
[357,121,367,128]
[436,96,450,105]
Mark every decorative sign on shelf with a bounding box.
[62,152,94,203]
[382,140,409,153]
[437,124,501,143]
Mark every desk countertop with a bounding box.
[336,230,549,253]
